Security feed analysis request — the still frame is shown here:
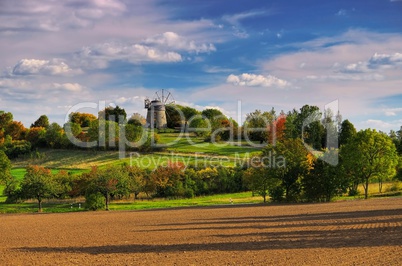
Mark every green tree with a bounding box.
[99,106,127,124]
[31,115,50,129]
[0,111,13,129]
[69,112,97,127]
[63,122,82,137]
[244,109,275,143]
[201,108,224,120]
[285,105,324,150]
[125,165,146,200]
[262,138,312,202]
[88,120,120,149]
[243,165,280,203]
[302,150,347,202]
[128,113,146,127]
[45,122,63,148]
[85,165,130,210]
[0,150,13,194]
[339,119,356,147]
[165,104,183,128]
[26,127,47,148]
[20,165,59,212]
[341,129,398,199]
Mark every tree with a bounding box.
[244,109,275,143]
[99,106,127,124]
[0,150,13,192]
[201,108,224,120]
[31,115,49,129]
[302,150,347,202]
[243,165,280,203]
[262,138,312,202]
[87,120,120,149]
[69,112,97,127]
[5,121,26,140]
[200,108,231,142]
[285,105,324,150]
[128,113,146,126]
[0,111,13,129]
[268,113,286,143]
[150,162,185,198]
[165,105,183,128]
[26,127,47,148]
[63,122,82,137]
[45,122,63,148]
[85,165,130,210]
[339,119,356,147]
[181,105,199,128]
[341,129,398,199]
[125,165,146,200]
[20,165,59,212]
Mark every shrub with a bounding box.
[348,188,360,196]
[85,192,105,211]
[269,186,284,202]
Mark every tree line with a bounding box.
[1,104,402,211]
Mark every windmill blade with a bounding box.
[155,91,161,101]
[164,92,172,104]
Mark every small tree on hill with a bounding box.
[31,115,49,129]
[20,165,59,212]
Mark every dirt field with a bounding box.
[1,198,401,266]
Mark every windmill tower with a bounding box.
[144,89,175,129]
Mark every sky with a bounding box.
[0,0,402,132]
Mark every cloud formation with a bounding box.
[75,32,215,68]
[340,52,402,73]
[226,73,290,88]
[12,58,80,76]
[0,0,127,32]
[145,32,216,53]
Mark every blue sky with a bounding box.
[1,0,402,132]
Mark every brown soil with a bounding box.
[1,198,401,265]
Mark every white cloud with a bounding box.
[361,119,402,132]
[74,31,217,68]
[336,9,347,16]
[383,107,402,116]
[52,83,84,92]
[0,0,127,33]
[145,32,216,53]
[12,58,81,76]
[75,42,182,68]
[226,73,290,88]
[368,52,402,68]
[222,10,266,26]
[338,52,402,74]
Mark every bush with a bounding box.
[348,188,360,196]
[84,192,105,210]
[269,186,284,202]
[183,188,195,198]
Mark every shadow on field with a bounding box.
[16,208,402,254]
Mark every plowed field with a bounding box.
[1,198,401,265]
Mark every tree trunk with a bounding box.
[38,198,42,213]
[364,177,369,199]
[263,194,266,203]
[105,193,110,211]
[378,179,383,193]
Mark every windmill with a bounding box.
[144,89,175,129]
